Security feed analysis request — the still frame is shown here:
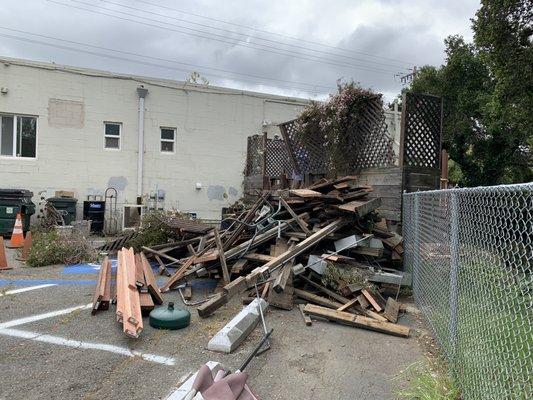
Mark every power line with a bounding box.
[0,31,337,93]
[94,0,412,71]
[0,26,334,91]
[130,0,415,67]
[48,0,402,75]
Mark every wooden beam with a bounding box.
[337,297,359,312]
[298,304,312,326]
[243,253,275,262]
[362,289,383,312]
[303,304,410,338]
[298,275,350,305]
[140,252,164,305]
[335,197,382,218]
[294,288,343,309]
[279,197,311,236]
[197,293,228,318]
[213,228,230,284]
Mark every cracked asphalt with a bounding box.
[0,248,426,399]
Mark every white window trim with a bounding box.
[0,113,38,160]
[160,127,176,154]
[103,121,122,151]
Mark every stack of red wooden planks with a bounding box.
[92,247,164,338]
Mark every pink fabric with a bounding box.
[191,365,261,400]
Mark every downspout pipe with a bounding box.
[137,86,148,199]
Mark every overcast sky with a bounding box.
[0,0,480,101]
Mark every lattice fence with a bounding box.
[278,119,327,175]
[402,92,442,168]
[245,135,263,176]
[279,96,396,175]
[265,138,293,178]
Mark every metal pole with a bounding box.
[449,192,460,367]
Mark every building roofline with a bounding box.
[0,56,313,105]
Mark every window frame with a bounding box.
[0,113,38,160]
[160,127,176,154]
[103,121,122,151]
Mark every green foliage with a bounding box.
[27,230,96,267]
[409,0,532,186]
[395,360,460,400]
[125,211,184,251]
[295,82,385,174]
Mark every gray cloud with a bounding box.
[0,0,480,101]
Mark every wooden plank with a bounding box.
[298,275,350,304]
[363,309,388,322]
[182,285,192,300]
[268,284,293,310]
[223,276,247,297]
[337,297,359,312]
[197,293,228,318]
[134,253,145,288]
[298,304,312,326]
[140,292,155,312]
[361,289,383,312]
[187,243,197,257]
[303,304,410,337]
[289,189,323,198]
[351,246,384,257]
[91,256,109,314]
[243,253,275,263]
[154,255,171,277]
[294,288,343,309]
[279,197,311,236]
[231,259,248,274]
[213,228,230,284]
[356,294,370,309]
[383,297,400,323]
[335,197,382,217]
[140,252,164,305]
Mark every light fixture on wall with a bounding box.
[0,87,8,94]
[195,182,202,190]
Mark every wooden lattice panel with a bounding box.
[402,93,442,168]
[279,119,328,175]
[265,138,293,178]
[246,135,263,176]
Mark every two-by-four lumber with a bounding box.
[335,197,382,218]
[361,289,383,312]
[303,304,410,338]
[213,228,230,284]
[298,304,312,326]
[298,274,351,305]
[243,253,275,263]
[91,256,111,314]
[140,252,164,305]
[134,253,145,288]
[222,194,267,251]
[337,297,359,312]
[154,255,171,277]
[123,248,143,336]
[279,197,311,236]
[293,288,343,309]
[197,293,228,318]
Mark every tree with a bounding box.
[409,1,532,186]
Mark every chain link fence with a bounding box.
[403,183,532,399]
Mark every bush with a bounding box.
[125,211,185,251]
[27,229,97,267]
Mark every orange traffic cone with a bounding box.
[8,213,25,249]
[0,237,12,270]
[17,231,32,261]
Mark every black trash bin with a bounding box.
[83,200,105,233]
[47,197,78,225]
[0,189,35,235]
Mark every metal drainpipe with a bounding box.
[136,86,148,199]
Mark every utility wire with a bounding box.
[0,26,334,91]
[130,0,415,67]
[48,0,402,75]
[0,33,337,93]
[94,0,412,71]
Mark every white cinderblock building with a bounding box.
[0,57,401,223]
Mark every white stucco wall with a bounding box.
[0,58,308,221]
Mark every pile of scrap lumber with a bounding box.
[92,248,163,338]
[139,175,409,338]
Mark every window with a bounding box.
[104,122,121,149]
[160,127,176,153]
[0,114,37,158]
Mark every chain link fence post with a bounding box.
[448,191,459,371]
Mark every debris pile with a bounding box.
[93,175,409,340]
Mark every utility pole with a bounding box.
[399,66,418,84]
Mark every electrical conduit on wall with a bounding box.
[137,86,148,198]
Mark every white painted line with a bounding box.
[0,284,57,297]
[0,328,176,366]
[0,303,92,329]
